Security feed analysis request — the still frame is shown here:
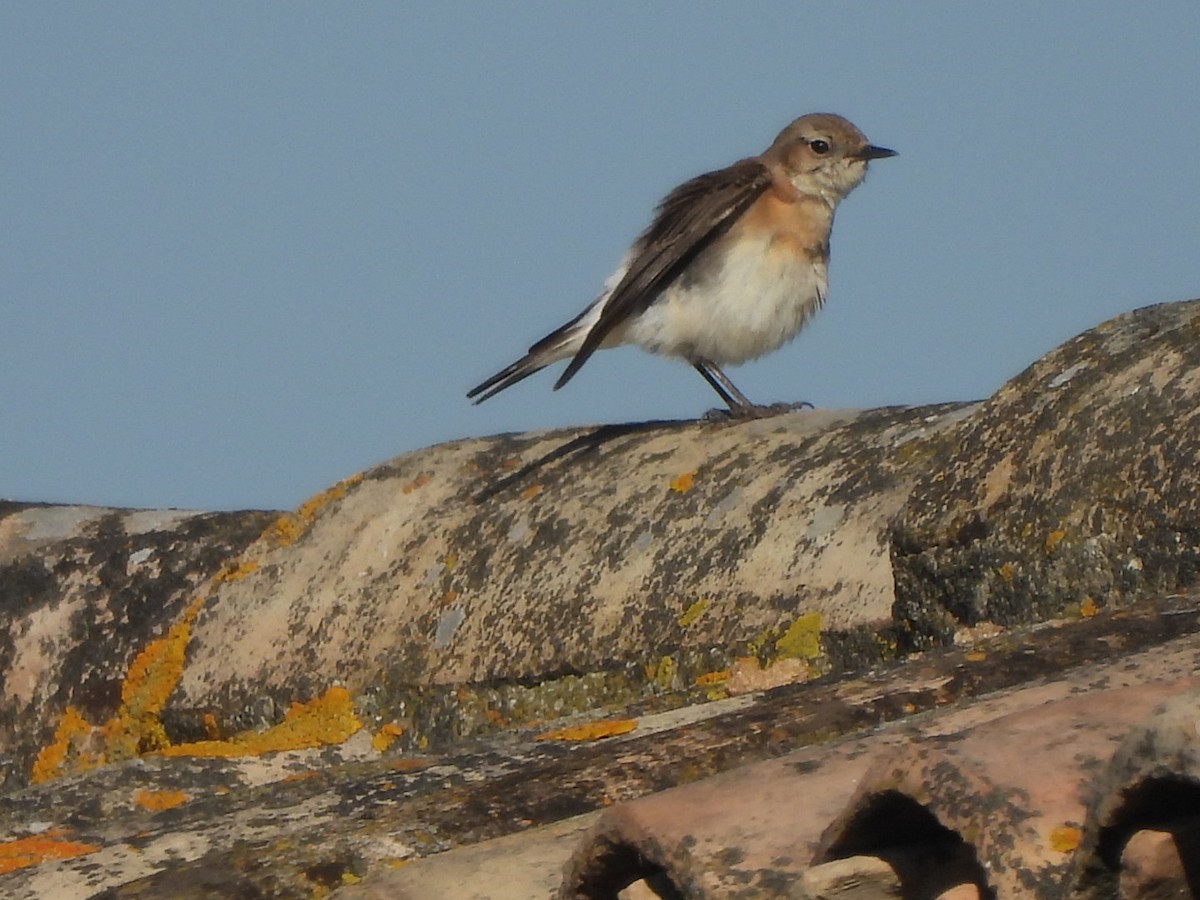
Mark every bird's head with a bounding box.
[765,113,895,205]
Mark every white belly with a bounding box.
[620,233,827,365]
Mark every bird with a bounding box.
[467,113,895,416]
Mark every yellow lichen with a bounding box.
[133,788,188,811]
[372,722,405,752]
[0,829,100,875]
[1079,597,1099,618]
[745,630,773,659]
[158,686,362,758]
[652,656,676,691]
[677,599,708,627]
[775,612,823,660]
[997,562,1014,583]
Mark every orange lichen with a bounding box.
[271,515,305,546]
[1044,529,1066,555]
[536,719,637,742]
[104,594,207,761]
[484,708,505,727]
[269,474,364,548]
[158,686,362,759]
[391,758,434,773]
[32,475,370,784]
[401,474,431,494]
[1049,825,1081,852]
[133,788,188,811]
[0,829,100,875]
[694,670,730,687]
[964,650,988,662]
[217,559,259,583]
[372,722,405,752]
[31,706,98,785]
[669,471,696,493]
[283,771,320,783]
[499,457,522,470]
[1080,597,1098,618]
[519,483,542,500]
[33,595,206,782]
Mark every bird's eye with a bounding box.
[809,139,830,154]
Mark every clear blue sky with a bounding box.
[3,4,1198,511]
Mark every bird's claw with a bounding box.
[702,401,813,422]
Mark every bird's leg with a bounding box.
[693,360,755,410]
[693,359,812,420]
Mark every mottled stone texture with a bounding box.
[0,504,275,786]
[892,299,1200,649]
[173,402,972,737]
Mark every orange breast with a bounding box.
[734,191,831,263]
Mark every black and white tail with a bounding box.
[467,255,631,404]
[466,315,587,404]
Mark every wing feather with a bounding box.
[553,158,773,389]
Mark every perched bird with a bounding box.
[467,113,895,415]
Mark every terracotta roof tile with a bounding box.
[558,637,1200,899]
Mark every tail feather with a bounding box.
[467,321,584,404]
[468,297,611,403]
[467,354,550,404]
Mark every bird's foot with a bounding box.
[702,401,814,422]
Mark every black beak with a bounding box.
[858,145,897,161]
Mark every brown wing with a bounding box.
[552,157,773,390]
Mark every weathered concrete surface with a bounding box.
[0,503,276,787]
[893,299,1200,649]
